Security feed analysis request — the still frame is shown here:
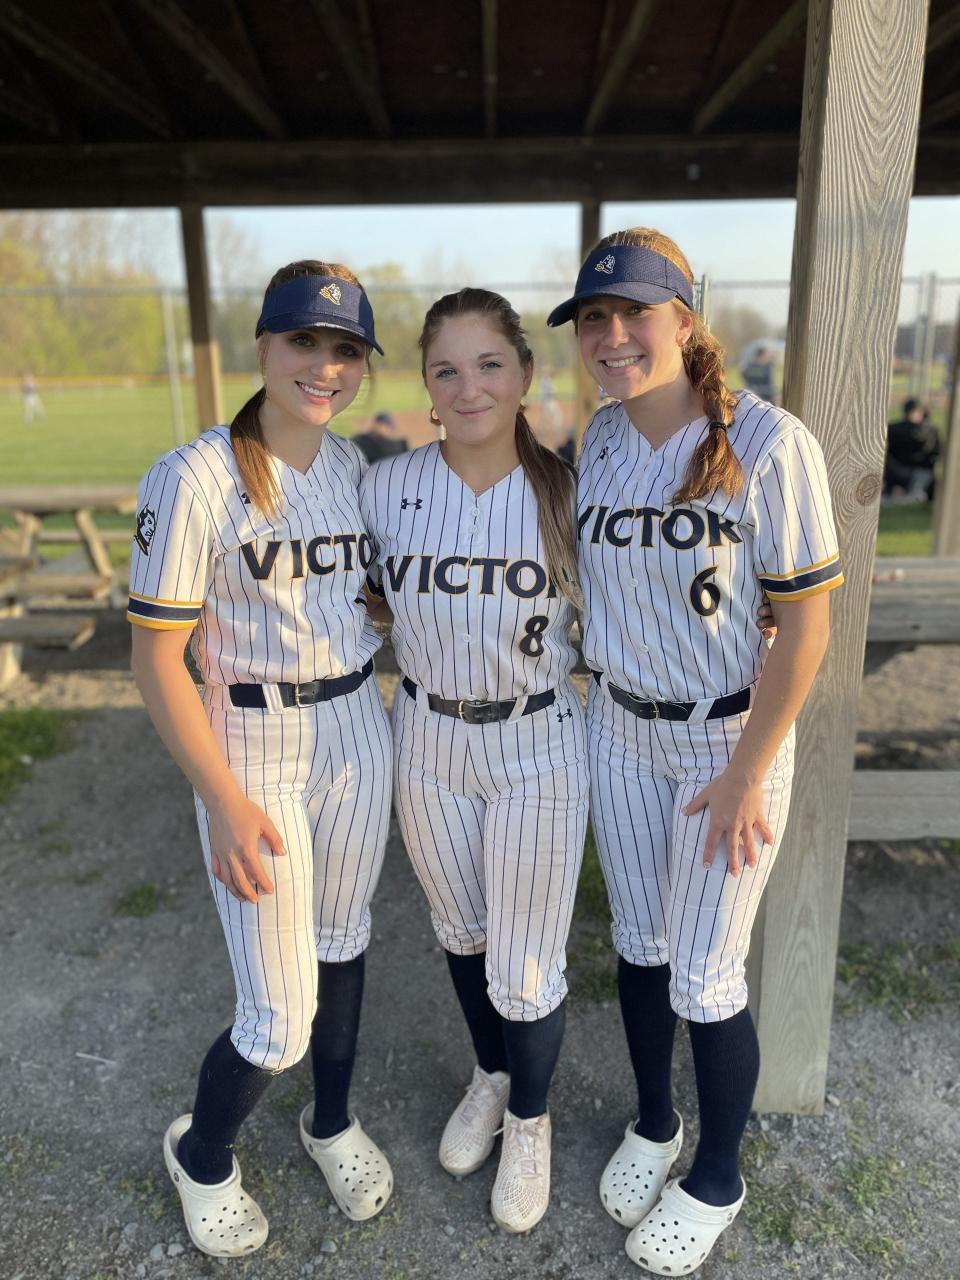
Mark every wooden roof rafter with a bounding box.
[481,0,497,139]
[583,0,659,137]
[0,32,63,137]
[923,88,960,129]
[128,0,286,139]
[692,0,806,134]
[0,0,172,137]
[926,2,960,53]
[309,0,391,137]
[0,80,59,136]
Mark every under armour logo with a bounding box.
[597,447,608,459]
[240,491,251,504]
[595,254,616,275]
[556,707,573,723]
[400,497,423,510]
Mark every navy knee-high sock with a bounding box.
[682,1007,759,1206]
[310,954,365,1139]
[617,958,678,1143]
[445,950,509,1075]
[501,1001,566,1119]
[177,1028,274,1184]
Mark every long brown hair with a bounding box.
[419,288,582,609]
[592,228,743,504]
[231,259,366,518]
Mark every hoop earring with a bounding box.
[429,406,446,441]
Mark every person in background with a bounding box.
[21,371,45,425]
[740,346,776,404]
[354,410,409,462]
[884,397,940,501]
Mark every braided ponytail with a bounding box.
[593,228,744,504]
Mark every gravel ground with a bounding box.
[1,616,958,1280]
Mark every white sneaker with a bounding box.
[439,1065,510,1175]
[490,1109,551,1234]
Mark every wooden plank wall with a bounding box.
[750,0,930,1114]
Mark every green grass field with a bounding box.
[0,378,934,564]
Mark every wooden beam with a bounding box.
[923,88,960,128]
[926,2,960,52]
[481,0,497,139]
[129,0,285,138]
[848,772,960,840]
[0,1,171,137]
[583,0,658,136]
[933,298,960,554]
[750,0,929,1115]
[693,0,806,133]
[0,132,955,207]
[309,0,391,137]
[575,200,601,440]
[180,205,224,430]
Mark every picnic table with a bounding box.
[0,484,137,590]
[0,486,134,689]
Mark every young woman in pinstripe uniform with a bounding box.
[550,227,843,1274]
[129,261,395,1257]
[360,288,588,1235]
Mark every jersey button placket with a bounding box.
[466,499,487,697]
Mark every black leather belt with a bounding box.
[592,670,751,722]
[229,659,373,709]
[403,676,555,725]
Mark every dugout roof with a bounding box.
[0,0,957,208]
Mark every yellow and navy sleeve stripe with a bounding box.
[127,591,204,630]
[758,553,844,601]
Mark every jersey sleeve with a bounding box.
[127,461,214,629]
[749,427,844,601]
[357,465,385,596]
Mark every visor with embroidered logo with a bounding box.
[547,245,693,327]
[255,274,384,355]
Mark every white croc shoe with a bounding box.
[162,1114,268,1258]
[299,1106,393,1221]
[625,1176,746,1275]
[600,1112,684,1228]
[490,1109,551,1234]
[439,1065,511,1176]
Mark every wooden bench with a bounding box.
[0,614,96,650]
[17,571,112,601]
[849,771,960,840]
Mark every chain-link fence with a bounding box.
[1,276,956,487]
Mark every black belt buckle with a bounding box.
[458,698,505,725]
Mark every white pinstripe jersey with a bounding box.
[577,392,843,702]
[127,425,380,686]
[359,443,577,701]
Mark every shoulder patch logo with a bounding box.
[135,505,157,554]
[595,254,616,275]
[319,282,342,306]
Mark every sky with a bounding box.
[202,196,960,327]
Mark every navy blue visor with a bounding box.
[255,274,384,355]
[547,245,693,327]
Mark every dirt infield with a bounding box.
[1,617,958,1280]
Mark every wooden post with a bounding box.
[575,199,601,440]
[750,0,929,1114]
[933,296,960,555]
[180,204,224,428]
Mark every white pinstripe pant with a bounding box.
[392,682,589,1021]
[587,678,794,1024]
[194,676,392,1072]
